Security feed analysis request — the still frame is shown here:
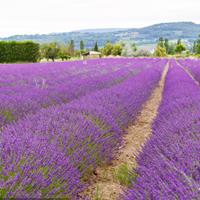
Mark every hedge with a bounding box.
[0,41,40,63]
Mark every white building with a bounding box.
[81,51,101,60]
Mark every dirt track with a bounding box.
[176,60,200,86]
[80,63,169,200]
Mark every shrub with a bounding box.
[0,41,40,63]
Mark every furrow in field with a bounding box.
[176,60,200,86]
[123,60,200,199]
[81,63,169,200]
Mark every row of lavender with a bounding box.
[0,58,158,127]
[124,60,200,199]
[0,58,142,88]
[0,60,166,198]
[178,58,200,83]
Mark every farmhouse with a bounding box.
[81,51,101,60]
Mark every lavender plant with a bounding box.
[0,59,165,198]
[178,58,200,84]
[123,60,200,200]
[0,58,160,127]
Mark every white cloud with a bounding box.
[0,0,200,37]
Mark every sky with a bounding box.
[0,0,200,37]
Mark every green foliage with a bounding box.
[1,110,15,122]
[58,44,71,61]
[0,41,40,63]
[101,42,122,56]
[155,37,185,56]
[193,35,200,54]
[40,40,85,61]
[93,41,99,52]
[133,49,151,57]
[193,41,197,53]
[175,39,186,54]
[80,40,85,52]
[40,42,60,62]
[158,37,165,48]
[168,43,176,55]
[158,37,171,54]
[121,42,138,57]
[68,40,75,56]
[131,43,137,52]
[154,45,167,57]
[101,42,113,56]
[0,188,7,199]
[114,163,136,187]
[164,39,169,54]
[94,185,103,200]
[111,43,122,56]
[185,50,191,57]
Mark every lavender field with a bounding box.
[0,58,199,199]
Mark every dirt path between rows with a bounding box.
[176,60,199,86]
[80,63,169,200]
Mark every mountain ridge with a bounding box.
[1,22,200,49]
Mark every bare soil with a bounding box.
[80,63,169,200]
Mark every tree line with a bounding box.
[0,40,150,63]
[40,40,124,61]
[154,35,200,57]
[40,40,152,61]
[0,35,200,63]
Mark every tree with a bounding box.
[164,39,169,54]
[153,45,167,57]
[58,44,71,61]
[101,42,113,56]
[121,42,137,57]
[157,37,172,54]
[68,40,75,56]
[131,43,137,52]
[168,43,176,55]
[196,40,200,54]
[80,40,85,52]
[175,39,186,54]
[93,41,99,51]
[111,43,122,56]
[177,39,181,45]
[193,41,197,54]
[158,37,165,48]
[40,42,60,62]
[133,49,151,57]
[193,35,200,54]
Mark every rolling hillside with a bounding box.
[0,22,200,49]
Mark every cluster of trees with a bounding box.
[40,41,124,61]
[40,40,101,61]
[122,42,152,57]
[0,41,40,63]
[100,42,122,56]
[154,37,186,57]
[98,41,151,57]
[40,40,76,62]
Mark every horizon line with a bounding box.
[0,21,199,38]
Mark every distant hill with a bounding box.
[1,22,200,50]
[77,28,129,33]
